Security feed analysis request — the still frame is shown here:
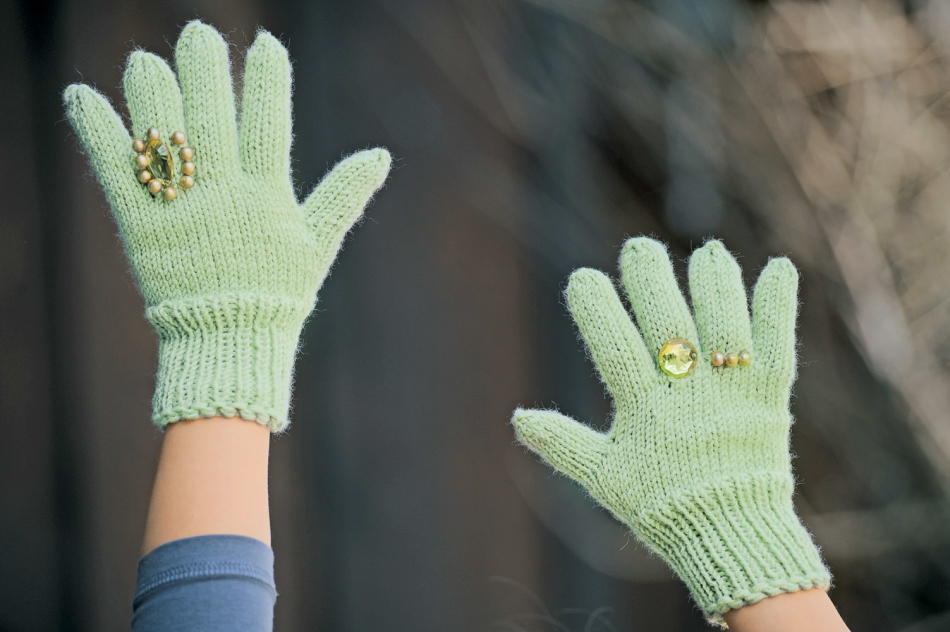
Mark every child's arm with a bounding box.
[142,417,271,556]
[724,589,850,631]
[131,417,277,632]
[63,20,390,631]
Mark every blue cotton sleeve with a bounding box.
[131,534,277,631]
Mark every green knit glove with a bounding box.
[63,22,390,432]
[513,238,830,623]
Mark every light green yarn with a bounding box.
[513,238,830,623]
[63,22,391,432]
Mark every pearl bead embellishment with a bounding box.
[132,129,196,200]
[712,350,752,369]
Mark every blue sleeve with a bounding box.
[132,534,277,632]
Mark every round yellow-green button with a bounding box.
[658,338,699,378]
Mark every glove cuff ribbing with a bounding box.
[146,294,313,433]
[634,473,830,625]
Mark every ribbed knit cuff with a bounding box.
[635,473,830,625]
[146,294,313,433]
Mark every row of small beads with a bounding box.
[658,338,752,378]
[711,351,751,368]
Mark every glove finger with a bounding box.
[688,240,753,361]
[63,84,141,223]
[620,237,700,360]
[123,51,186,143]
[566,268,656,407]
[239,31,293,184]
[512,408,606,491]
[175,21,240,177]
[752,257,799,397]
[302,148,391,274]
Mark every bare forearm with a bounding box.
[724,589,850,632]
[142,417,271,556]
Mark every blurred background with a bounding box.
[3,0,950,630]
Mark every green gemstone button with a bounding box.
[658,338,698,378]
[145,139,174,186]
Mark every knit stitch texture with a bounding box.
[513,238,830,624]
[64,22,391,432]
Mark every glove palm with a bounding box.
[64,22,390,431]
[514,238,829,622]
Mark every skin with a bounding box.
[141,420,850,631]
[142,416,271,556]
[723,589,851,631]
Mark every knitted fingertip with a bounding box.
[688,239,737,280]
[247,29,289,62]
[339,147,393,193]
[511,407,565,451]
[123,50,186,139]
[510,408,538,444]
[175,21,240,176]
[63,84,141,221]
[688,239,753,356]
[175,21,234,94]
[753,257,800,394]
[619,236,699,354]
[565,268,614,322]
[565,268,653,402]
[511,408,606,488]
[566,267,607,297]
[621,235,670,267]
[758,256,799,287]
[63,84,129,146]
[63,82,88,110]
[565,268,623,333]
[177,20,231,56]
[63,84,106,161]
[240,30,293,180]
[303,148,392,259]
[345,147,393,193]
[63,82,81,101]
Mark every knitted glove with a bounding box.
[63,22,390,432]
[513,238,829,623]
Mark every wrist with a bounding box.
[142,416,271,555]
[147,292,313,432]
[634,472,830,624]
[724,588,850,632]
